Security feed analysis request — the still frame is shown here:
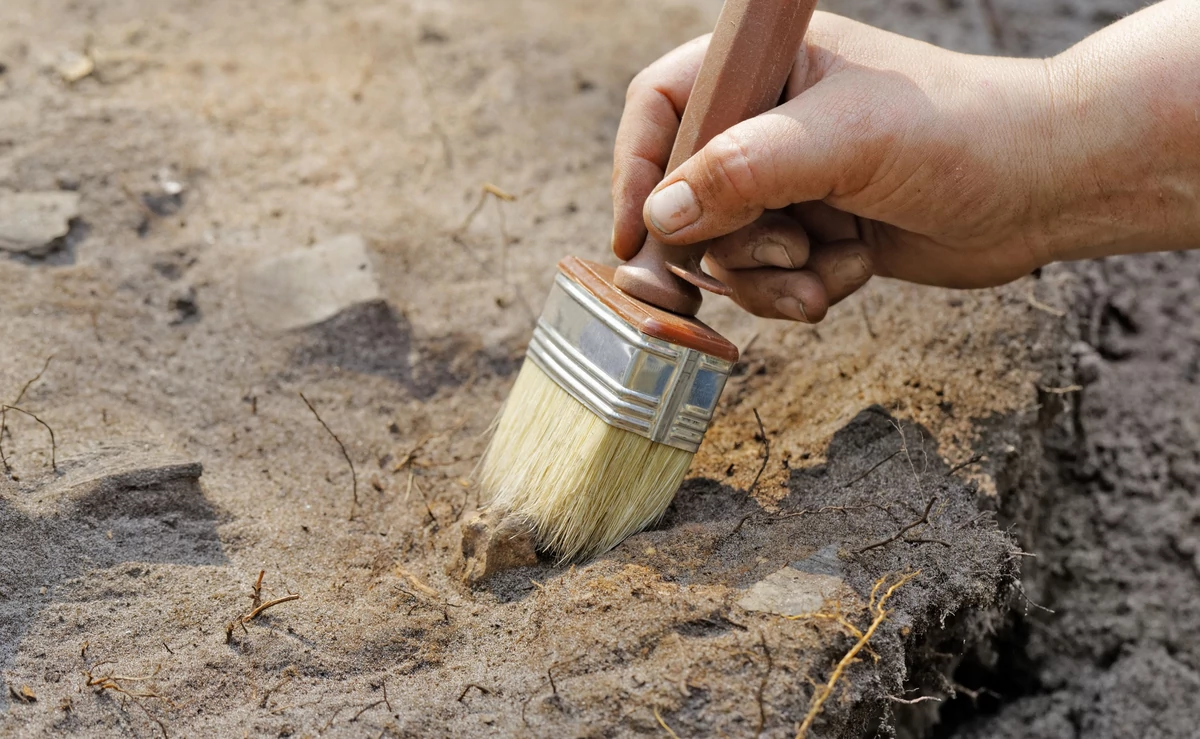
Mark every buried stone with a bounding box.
[0,191,81,257]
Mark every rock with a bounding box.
[736,548,858,617]
[0,191,81,256]
[456,509,538,585]
[56,51,94,83]
[238,233,382,332]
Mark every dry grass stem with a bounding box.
[456,683,491,702]
[2,405,57,471]
[299,392,358,520]
[746,408,770,500]
[1,355,56,474]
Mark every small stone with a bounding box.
[56,51,94,83]
[237,234,382,332]
[0,190,81,256]
[456,509,538,585]
[736,561,857,618]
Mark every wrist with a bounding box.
[1036,6,1200,265]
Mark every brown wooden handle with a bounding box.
[613,0,819,315]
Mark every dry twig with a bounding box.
[259,668,296,709]
[299,392,358,520]
[351,699,388,722]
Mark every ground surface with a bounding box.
[0,0,1193,737]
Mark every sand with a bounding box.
[2,0,1194,737]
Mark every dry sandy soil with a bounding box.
[1,0,1196,737]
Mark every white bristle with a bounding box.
[479,360,693,561]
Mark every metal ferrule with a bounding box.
[525,273,733,453]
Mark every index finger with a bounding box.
[611,34,710,261]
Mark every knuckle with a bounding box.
[701,130,766,207]
[624,72,647,103]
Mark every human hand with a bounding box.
[611,4,1200,322]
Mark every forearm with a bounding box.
[1040,0,1200,264]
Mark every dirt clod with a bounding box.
[456,509,539,585]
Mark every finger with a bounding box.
[707,261,830,323]
[611,35,711,261]
[642,75,898,246]
[802,239,874,306]
[706,212,811,271]
[788,201,859,243]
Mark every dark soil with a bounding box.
[943,255,1200,738]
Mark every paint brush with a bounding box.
[480,0,819,560]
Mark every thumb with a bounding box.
[642,88,861,245]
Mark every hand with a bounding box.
[611,4,1200,322]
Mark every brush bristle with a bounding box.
[480,361,693,561]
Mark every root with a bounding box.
[794,570,920,739]
[226,571,300,643]
[755,632,773,737]
[856,497,937,553]
[654,706,681,739]
[945,453,985,476]
[840,450,900,489]
[84,664,170,738]
[1027,281,1066,317]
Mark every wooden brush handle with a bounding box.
[613,0,820,316]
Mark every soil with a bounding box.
[947,255,1200,738]
[1,0,1194,738]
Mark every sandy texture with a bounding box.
[0,0,1189,738]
